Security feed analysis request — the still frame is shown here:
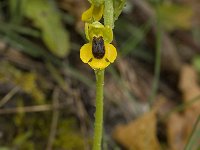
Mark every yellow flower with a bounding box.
[80,22,117,70]
[82,4,104,22]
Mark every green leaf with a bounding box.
[157,4,193,31]
[13,131,32,146]
[0,29,45,57]
[184,116,200,150]
[0,148,10,150]
[9,0,26,23]
[24,0,70,57]
[9,0,20,23]
[113,0,126,21]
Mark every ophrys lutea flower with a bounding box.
[80,22,117,70]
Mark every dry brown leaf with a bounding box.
[167,65,200,150]
[179,65,200,109]
[178,0,200,26]
[167,110,199,150]
[180,65,200,99]
[112,111,161,150]
[167,113,186,150]
[179,65,200,138]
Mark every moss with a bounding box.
[54,118,91,150]
[0,61,45,104]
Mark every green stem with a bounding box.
[149,25,161,107]
[92,0,113,149]
[148,3,162,107]
[93,69,104,150]
[104,0,114,28]
[184,115,200,150]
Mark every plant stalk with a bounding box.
[93,0,113,149]
[92,69,104,150]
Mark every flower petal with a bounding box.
[103,26,113,43]
[85,23,90,41]
[86,22,114,43]
[82,5,103,22]
[80,43,93,63]
[105,44,117,63]
[81,5,93,22]
[93,5,104,21]
[88,58,110,70]
[88,21,104,40]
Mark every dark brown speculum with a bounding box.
[92,36,105,59]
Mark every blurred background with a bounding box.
[0,0,200,150]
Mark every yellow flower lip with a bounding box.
[80,41,117,70]
[80,21,117,70]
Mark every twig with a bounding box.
[0,86,20,107]
[73,90,90,150]
[46,87,60,150]
[0,103,67,115]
